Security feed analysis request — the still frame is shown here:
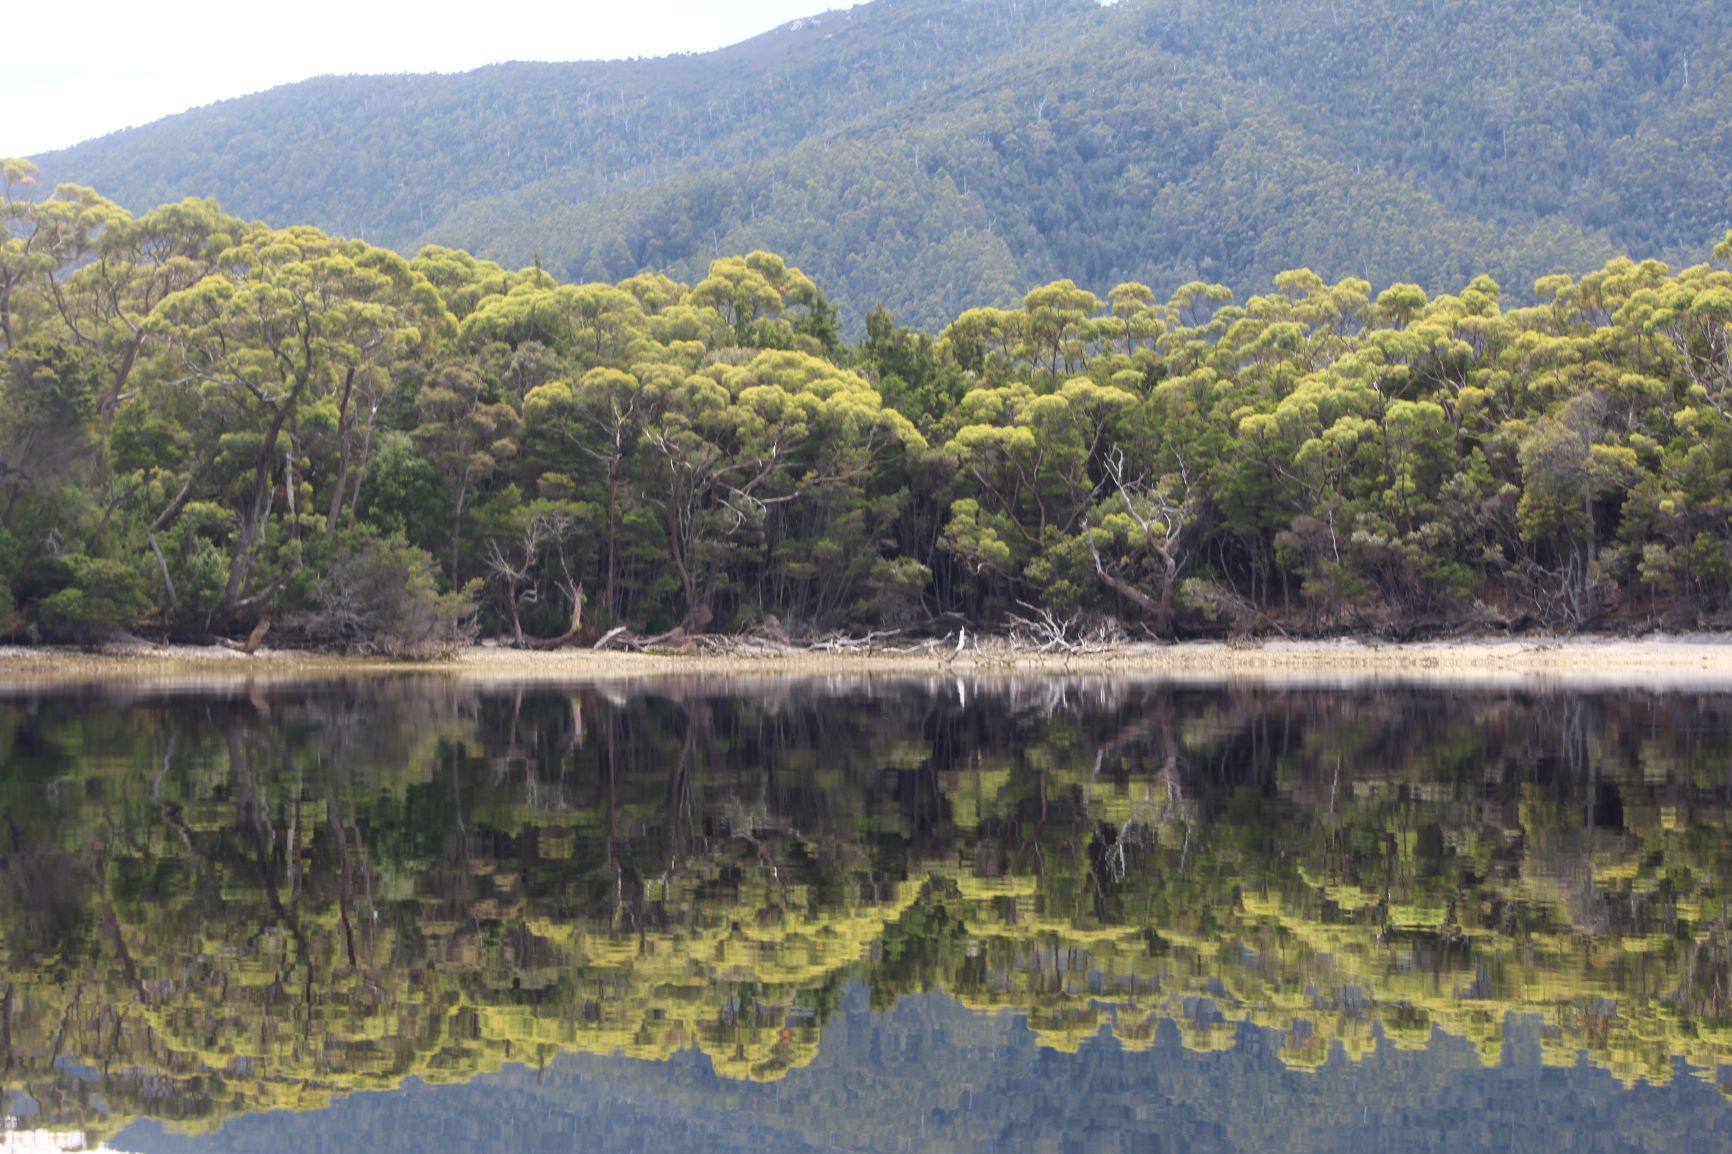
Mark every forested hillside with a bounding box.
[6,161,1732,649]
[32,0,1732,332]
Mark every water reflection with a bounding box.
[113,994,1732,1154]
[2,676,1731,1148]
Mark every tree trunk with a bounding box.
[1087,526,1171,632]
[326,367,358,538]
[85,479,144,553]
[346,408,379,524]
[1157,554,1178,636]
[605,457,620,618]
[449,469,471,586]
[664,482,698,626]
[522,585,585,650]
[148,534,177,612]
[220,405,291,622]
[1094,562,1162,619]
[98,329,149,419]
[153,471,200,533]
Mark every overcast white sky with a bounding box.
[1,0,838,157]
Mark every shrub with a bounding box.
[300,531,477,658]
[33,556,151,643]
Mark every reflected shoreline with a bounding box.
[11,998,1729,1154]
[4,677,1732,1146]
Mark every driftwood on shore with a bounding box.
[220,617,272,655]
[584,623,935,657]
[524,615,1140,659]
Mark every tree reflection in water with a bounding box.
[2,676,1731,1147]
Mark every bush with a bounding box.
[299,531,477,658]
[33,556,151,643]
[11,554,75,608]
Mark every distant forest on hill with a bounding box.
[30,0,1732,333]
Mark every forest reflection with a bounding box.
[3,675,1731,1144]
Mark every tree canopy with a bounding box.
[8,165,1732,644]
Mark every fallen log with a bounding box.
[591,625,632,651]
[221,617,272,655]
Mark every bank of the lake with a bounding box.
[7,634,1732,686]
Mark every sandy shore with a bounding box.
[5,635,1732,688]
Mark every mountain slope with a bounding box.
[31,0,1086,250]
[31,0,1732,330]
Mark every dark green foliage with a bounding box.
[32,555,150,642]
[353,431,447,550]
[861,304,959,425]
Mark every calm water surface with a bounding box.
[2,675,1731,1152]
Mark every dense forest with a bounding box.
[31,0,1732,332]
[7,161,1732,649]
[4,680,1731,1143]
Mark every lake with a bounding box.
[2,674,1730,1152]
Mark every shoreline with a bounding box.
[5,634,1732,687]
